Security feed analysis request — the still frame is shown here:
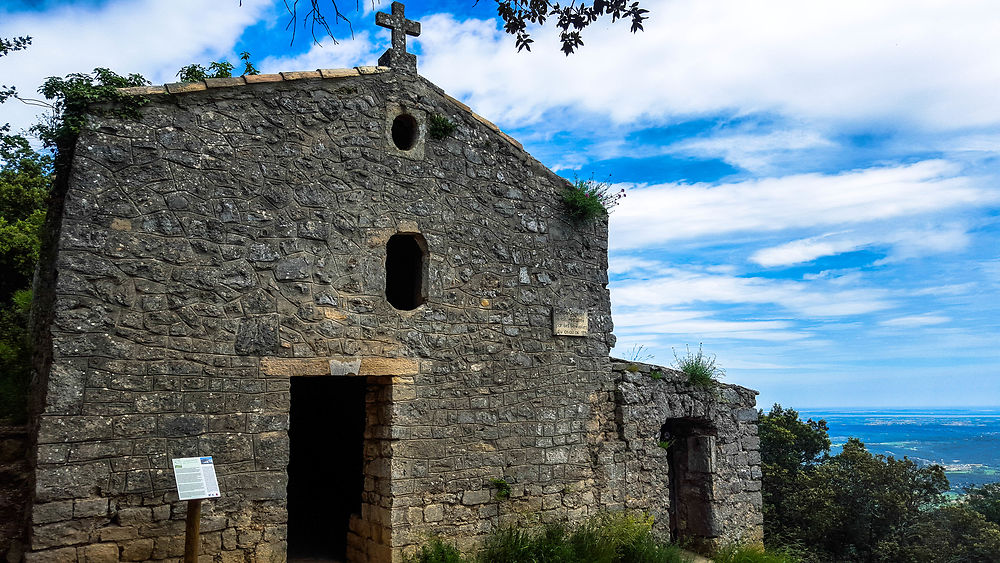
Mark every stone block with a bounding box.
[260,357,329,377]
[423,504,443,522]
[74,498,109,518]
[165,81,207,94]
[462,489,491,505]
[118,86,167,96]
[244,73,283,83]
[32,500,75,524]
[319,68,360,78]
[35,461,111,502]
[24,547,77,563]
[280,70,321,80]
[32,520,90,549]
[152,535,185,559]
[152,504,171,521]
[98,526,138,542]
[361,357,419,376]
[204,77,246,88]
[116,507,152,526]
[80,543,120,562]
[120,539,153,561]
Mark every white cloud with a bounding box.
[609,160,996,251]
[670,130,836,173]
[880,314,951,328]
[0,0,273,133]
[416,0,1000,131]
[608,255,663,275]
[612,267,893,317]
[750,224,971,267]
[751,232,860,267]
[613,309,808,342]
[258,31,379,74]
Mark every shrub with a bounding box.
[404,536,467,563]
[428,114,457,140]
[672,344,724,386]
[410,511,685,563]
[562,177,625,222]
[712,543,800,563]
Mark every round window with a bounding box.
[391,114,418,151]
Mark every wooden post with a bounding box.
[184,498,202,563]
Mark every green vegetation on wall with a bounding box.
[562,177,625,223]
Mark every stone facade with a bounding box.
[22,53,761,563]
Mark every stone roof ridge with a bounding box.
[116,66,390,96]
[114,66,524,151]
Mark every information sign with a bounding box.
[172,457,221,501]
[553,309,589,336]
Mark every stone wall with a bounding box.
[26,67,617,562]
[598,360,763,550]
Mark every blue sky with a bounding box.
[2,0,999,408]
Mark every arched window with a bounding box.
[385,233,427,310]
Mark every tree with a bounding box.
[966,483,1000,527]
[261,0,649,55]
[788,438,948,561]
[757,404,831,545]
[0,36,31,106]
[0,35,51,424]
[874,505,1000,563]
[755,406,996,562]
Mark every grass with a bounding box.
[406,511,690,563]
[711,543,800,563]
[672,344,724,387]
[623,343,654,363]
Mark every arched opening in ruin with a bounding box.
[385,233,427,310]
[661,418,718,547]
[391,113,419,151]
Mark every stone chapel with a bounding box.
[21,3,763,561]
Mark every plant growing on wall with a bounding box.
[428,114,457,140]
[176,51,261,82]
[489,477,512,501]
[32,68,150,153]
[672,344,724,386]
[562,177,625,222]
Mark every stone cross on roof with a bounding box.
[376,2,421,74]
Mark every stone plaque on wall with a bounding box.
[553,309,588,336]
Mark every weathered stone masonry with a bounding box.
[22,59,762,562]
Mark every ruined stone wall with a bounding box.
[596,360,763,549]
[26,68,615,562]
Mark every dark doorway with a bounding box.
[385,233,427,310]
[287,376,367,561]
[661,418,717,546]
